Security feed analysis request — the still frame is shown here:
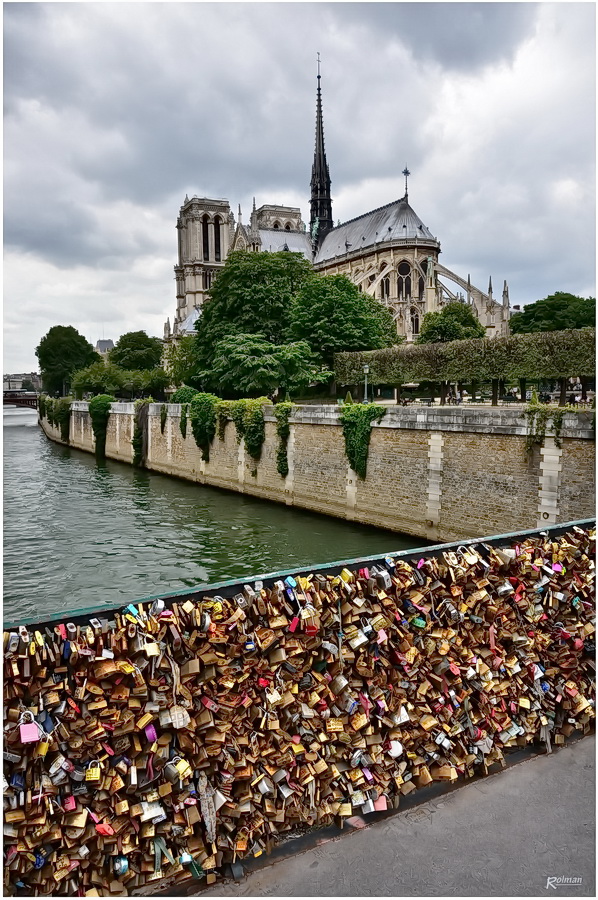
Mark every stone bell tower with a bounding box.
[172,195,234,334]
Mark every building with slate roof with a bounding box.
[165,66,510,342]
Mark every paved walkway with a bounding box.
[202,737,595,897]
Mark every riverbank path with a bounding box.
[200,736,595,897]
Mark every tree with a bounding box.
[194,251,314,372]
[288,274,396,366]
[21,379,36,392]
[72,359,169,400]
[416,301,486,344]
[36,325,100,395]
[109,331,163,371]
[72,360,128,397]
[207,333,330,398]
[510,292,595,333]
[163,335,200,387]
[363,293,403,348]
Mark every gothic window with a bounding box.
[419,276,425,302]
[410,307,420,335]
[273,221,281,230]
[381,276,390,300]
[203,270,213,290]
[284,223,291,231]
[202,214,210,262]
[214,216,221,262]
[397,261,412,302]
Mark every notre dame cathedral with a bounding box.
[164,70,510,343]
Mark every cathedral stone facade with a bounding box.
[165,72,510,342]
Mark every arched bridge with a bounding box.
[3,391,38,410]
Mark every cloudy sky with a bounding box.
[4,1,595,373]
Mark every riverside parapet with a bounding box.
[40,402,595,543]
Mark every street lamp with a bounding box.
[363,364,370,403]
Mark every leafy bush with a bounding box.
[339,404,386,479]
[88,394,115,460]
[171,386,199,404]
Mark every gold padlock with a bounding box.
[85,760,101,782]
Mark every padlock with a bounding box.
[19,713,41,744]
[85,761,101,782]
[164,757,183,783]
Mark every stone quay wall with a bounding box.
[40,403,595,543]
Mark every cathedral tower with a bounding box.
[309,56,333,249]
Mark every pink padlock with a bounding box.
[63,795,77,812]
[19,717,39,744]
[145,723,157,742]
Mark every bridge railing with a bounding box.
[5,517,595,630]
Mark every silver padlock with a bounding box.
[163,756,182,784]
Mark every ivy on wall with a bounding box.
[215,401,233,441]
[231,401,248,444]
[334,328,596,386]
[243,400,267,461]
[180,403,189,439]
[186,395,270,464]
[189,394,220,461]
[160,404,167,434]
[54,398,73,443]
[132,398,151,467]
[88,394,115,461]
[273,402,294,477]
[524,401,579,455]
[339,402,386,479]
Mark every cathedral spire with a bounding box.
[310,53,333,249]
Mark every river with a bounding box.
[3,407,424,623]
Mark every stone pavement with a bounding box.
[201,737,595,897]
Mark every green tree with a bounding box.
[288,274,396,366]
[194,250,314,373]
[510,292,595,333]
[72,360,125,398]
[109,331,163,370]
[163,335,199,386]
[363,293,402,347]
[36,325,99,395]
[72,360,169,400]
[207,333,330,398]
[21,379,36,392]
[416,301,486,344]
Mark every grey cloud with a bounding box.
[3,2,595,372]
[334,3,540,70]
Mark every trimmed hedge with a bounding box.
[334,328,596,385]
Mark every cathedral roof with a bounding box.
[179,307,201,334]
[314,195,438,264]
[258,229,312,259]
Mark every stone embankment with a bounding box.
[40,403,595,543]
